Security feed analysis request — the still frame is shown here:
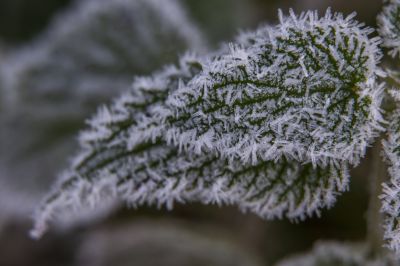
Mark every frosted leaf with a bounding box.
[30,54,203,237]
[165,8,384,168]
[381,110,400,256]
[384,68,400,102]
[31,53,350,238]
[32,146,350,238]
[0,0,205,219]
[32,9,383,238]
[378,0,400,57]
[275,241,398,266]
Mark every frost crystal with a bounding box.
[165,9,384,167]
[32,9,384,238]
[378,0,400,57]
[381,110,400,256]
[0,0,204,219]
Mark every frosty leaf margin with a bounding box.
[31,9,385,240]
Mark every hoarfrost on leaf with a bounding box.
[32,9,384,238]
[378,0,400,57]
[381,110,400,256]
[164,8,384,168]
[0,0,205,219]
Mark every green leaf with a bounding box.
[32,9,384,238]
[0,0,205,218]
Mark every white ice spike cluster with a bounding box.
[377,0,400,258]
[31,9,384,238]
[165,9,384,168]
[0,0,204,220]
[378,0,400,57]
[382,110,400,256]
